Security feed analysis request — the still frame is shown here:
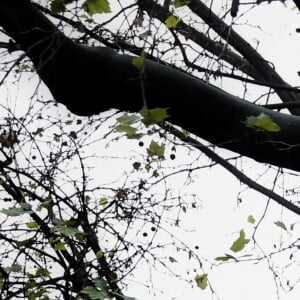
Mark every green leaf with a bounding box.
[81,286,112,299]
[75,232,86,240]
[52,218,82,236]
[165,15,180,28]
[25,288,47,299]
[274,220,288,231]
[182,128,190,138]
[15,238,34,247]
[215,253,237,262]
[64,217,78,227]
[132,52,146,70]
[245,113,280,132]
[245,116,259,128]
[49,236,60,244]
[230,230,250,252]
[140,107,169,126]
[50,0,66,13]
[4,263,22,273]
[21,202,32,211]
[195,273,208,290]
[174,0,191,7]
[19,64,32,71]
[147,140,165,158]
[82,0,111,15]
[1,207,24,216]
[28,181,38,190]
[247,215,255,224]
[115,124,143,139]
[54,225,81,236]
[96,250,104,259]
[1,204,31,216]
[94,277,108,290]
[93,277,134,300]
[26,221,39,229]
[115,113,143,138]
[25,279,37,289]
[40,199,53,209]
[99,197,108,206]
[54,242,66,251]
[52,218,65,226]
[35,268,51,278]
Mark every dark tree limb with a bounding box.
[1,0,300,172]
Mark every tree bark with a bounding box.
[1,0,300,172]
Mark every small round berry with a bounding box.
[170,154,176,160]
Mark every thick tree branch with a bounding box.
[2,0,300,172]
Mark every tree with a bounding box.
[2,0,300,172]
[0,0,300,299]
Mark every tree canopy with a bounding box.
[1,1,300,299]
[1,0,300,172]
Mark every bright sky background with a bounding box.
[1,1,300,300]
